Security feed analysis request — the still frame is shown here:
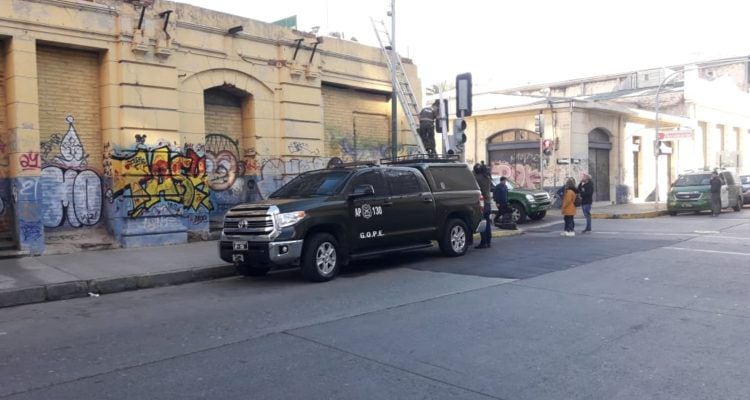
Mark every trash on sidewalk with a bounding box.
[88,292,100,297]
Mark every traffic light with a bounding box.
[455,73,473,117]
[534,113,544,136]
[453,117,467,152]
[435,99,449,133]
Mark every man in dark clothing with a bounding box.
[418,101,438,156]
[473,162,492,248]
[709,171,722,217]
[493,176,510,226]
[577,173,594,233]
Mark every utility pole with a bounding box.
[389,0,397,159]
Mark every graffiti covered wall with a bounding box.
[37,45,104,245]
[40,117,103,229]
[1,0,422,251]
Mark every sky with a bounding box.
[177,0,750,93]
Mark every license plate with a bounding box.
[233,241,248,251]
[681,203,693,208]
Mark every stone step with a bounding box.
[0,249,29,259]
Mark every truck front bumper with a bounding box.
[219,238,304,266]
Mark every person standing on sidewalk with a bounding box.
[578,173,594,233]
[473,162,492,248]
[709,171,722,217]
[561,178,578,236]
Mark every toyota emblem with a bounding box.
[238,219,251,229]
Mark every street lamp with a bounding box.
[653,69,682,204]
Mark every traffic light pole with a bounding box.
[536,111,544,190]
[389,0,398,159]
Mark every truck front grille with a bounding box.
[534,193,551,202]
[223,205,275,237]
[675,192,701,200]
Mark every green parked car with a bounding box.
[490,176,552,224]
[667,170,743,216]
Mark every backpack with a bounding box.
[574,193,582,207]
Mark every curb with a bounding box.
[0,264,236,309]
[591,210,669,219]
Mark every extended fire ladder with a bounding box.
[370,18,426,154]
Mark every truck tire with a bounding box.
[529,211,546,221]
[510,202,527,224]
[439,218,468,257]
[301,233,340,282]
[236,264,270,277]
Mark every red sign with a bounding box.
[658,129,694,141]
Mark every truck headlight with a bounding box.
[525,194,535,202]
[275,211,306,228]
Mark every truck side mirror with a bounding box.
[350,184,375,197]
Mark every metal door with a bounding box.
[588,148,610,202]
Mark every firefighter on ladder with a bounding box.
[418,100,439,157]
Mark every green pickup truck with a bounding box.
[490,177,552,224]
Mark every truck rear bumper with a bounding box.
[219,239,304,266]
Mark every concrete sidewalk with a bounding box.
[0,241,234,308]
[546,201,668,219]
[0,229,523,309]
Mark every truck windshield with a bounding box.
[673,174,711,187]
[269,170,351,198]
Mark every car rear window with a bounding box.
[741,175,750,184]
[426,166,478,192]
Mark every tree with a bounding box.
[425,81,455,96]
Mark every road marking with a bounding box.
[663,247,750,257]
[596,231,699,237]
[693,230,720,234]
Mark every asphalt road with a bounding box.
[1,208,749,399]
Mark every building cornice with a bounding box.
[22,0,117,15]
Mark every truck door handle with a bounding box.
[422,197,433,203]
[382,200,393,206]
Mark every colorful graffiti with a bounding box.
[108,143,213,217]
[40,116,103,228]
[326,132,419,163]
[205,134,243,192]
[491,151,542,189]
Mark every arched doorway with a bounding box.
[588,128,611,201]
[204,85,252,234]
[487,129,541,189]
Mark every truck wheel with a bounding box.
[529,211,546,221]
[733,197,742,211]
[439,218,468,257]
[301,233,340,282]
[510,202,527,224]
[668,211,677,216]
[236,264,270,277]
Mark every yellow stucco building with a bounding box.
[0,0,420,254]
